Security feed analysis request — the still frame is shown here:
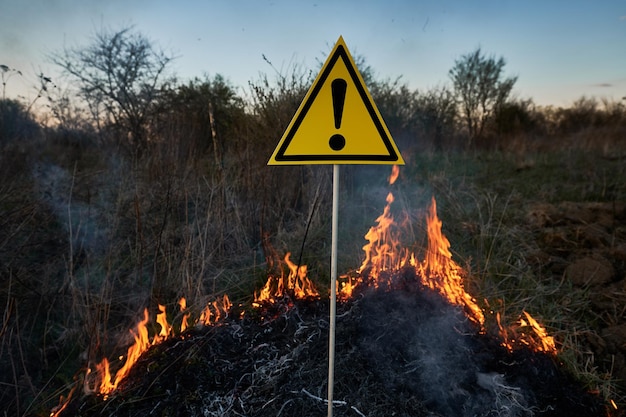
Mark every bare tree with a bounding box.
[51,26,174,153]
[449,48,517,146]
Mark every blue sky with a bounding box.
[1,0,625,107]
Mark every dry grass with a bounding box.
[1,97,626,415]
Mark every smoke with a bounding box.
[31,162,111,259]
[358,287,535,417]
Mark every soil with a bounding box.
[57,270,608,417]
[525,201,626,407]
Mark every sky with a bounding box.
[1,0,625,108]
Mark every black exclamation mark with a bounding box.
[329,78,347,151]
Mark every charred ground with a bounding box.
[59,269,607,417]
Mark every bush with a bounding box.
[0,99,40,146]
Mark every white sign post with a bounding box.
[327,164,339,416]
[268,36,403,417]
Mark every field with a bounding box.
[410,146,626,406]
[1,88,626,415]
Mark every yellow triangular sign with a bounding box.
[268,36,404,165]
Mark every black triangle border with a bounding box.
[274,44,399,162]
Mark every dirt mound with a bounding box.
[58,277,606,417]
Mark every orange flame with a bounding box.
[285,253,319,299]
[179,297,190,332]
[92,308,150,396]
[199,294,233,325]
[420,197,484,324]
[337,273,356,299]
[357,191,410,279]
[353,193,484,324]
[520,311,556,353]
[49,383,77,417]
[254,252,319,304]
[153,304,171,345]
[388,164,400,185]
[86,295,232,398]
[499,311,557,354]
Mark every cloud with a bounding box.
[621,15,626,20]
[593,83,613,88]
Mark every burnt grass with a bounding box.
[59,269,607,417]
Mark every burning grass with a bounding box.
[54,281,606,417]
[52,168,613,416]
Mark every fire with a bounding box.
[520,311,556,353]
[498,311,557,354]
[49,383,77,417]
[179,297,190,332]
[337,273,356,299]
[420,197,485,324]
[199,294,233,325]
[55,165,562,416]
[345,166,555,354]
[85,295,232,398]
[94,308,150,395]
[357,191,410,278]
[153,304,172,344]
[253,252,319,305]
[351,169,484,324]
[388,164,400,184]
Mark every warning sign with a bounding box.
[268,36,404,165]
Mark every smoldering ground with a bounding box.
[58,269,606,417]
